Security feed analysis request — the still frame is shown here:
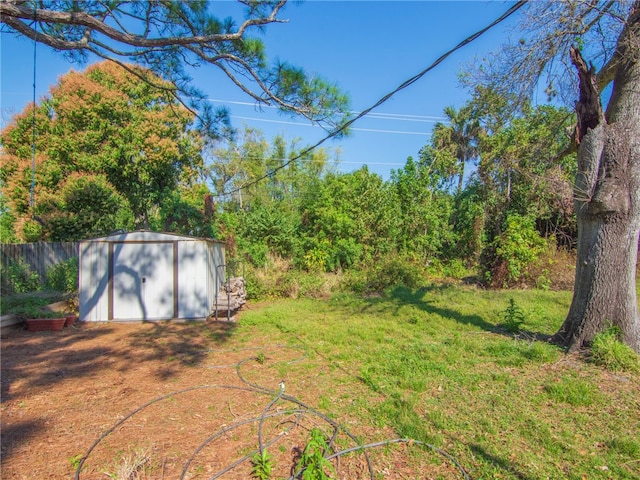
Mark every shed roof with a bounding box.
[79,230,225,244]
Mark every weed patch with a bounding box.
[544,375,602,406]
[590,327,640,373]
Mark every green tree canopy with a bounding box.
[0,61,206,240]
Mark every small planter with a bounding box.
[26,317,67,332]
[64,315,78,327]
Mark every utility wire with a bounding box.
[209,98,446,121]
[29,8,37,208]
[74,345,471,479]
[212,0,528,199]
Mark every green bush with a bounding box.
[342,255,426,294]
[1,259,41,294]
[243,260,334,300]
[243,268,270,300]
[425,258,471,280]
[242,242,269,268]
[493,213,547,285]
[275,270,328,299]
[45,257,79,293]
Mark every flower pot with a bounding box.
[64,315,77,327]
[26,317,67,332]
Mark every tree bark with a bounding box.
[552,8,640,353]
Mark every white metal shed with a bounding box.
[79,231,225,322]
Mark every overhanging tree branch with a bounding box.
[0,0,349,136]
[0,1,287,47]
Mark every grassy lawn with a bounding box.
[237,284,640,479]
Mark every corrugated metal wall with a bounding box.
[78,240,110,321]
[79,232,225,322]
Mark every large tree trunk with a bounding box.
[552,7,640,353]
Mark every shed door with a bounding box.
[112,242,175,320]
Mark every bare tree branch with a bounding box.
[463,0,634,108]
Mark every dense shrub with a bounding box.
[343,255,427,295]
[485,213,548,288]
[45,257,79,293]
[0,259,41,294]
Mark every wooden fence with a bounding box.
[1,242,79,283]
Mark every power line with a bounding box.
[208,98,447,122]
[29,8,37,209]
[364,112,445,121]
[231,115,432,135]
[212,0,528,198]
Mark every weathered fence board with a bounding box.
[1,242,79,282]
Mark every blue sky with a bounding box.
[1,1,519,180]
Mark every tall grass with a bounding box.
[238,284,640,479]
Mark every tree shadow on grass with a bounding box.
[365,285,553,342]
[468,443,537,480]
[388,285,497,332]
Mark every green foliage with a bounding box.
[243,268,270,300]
[499,298,527,333]
[390,155,457,263]
[45,257,79,293]
[273,63,351,133]
[6,303,46,321]
[590,327,640,373]
[21,220,44,243]
[360,255,426,293]
[240,203,297,260]
[0,259,41,294]
[215,106,578,293]
[251,449,273,480]
[38,174,134,240]
[296,168,398,272]
[429,104,481,192]
[243,256,333,301]
[1,61,204,240]
[243,243,270,270]
[450,182,486,263]
[274,270,329,299]
[342,254,426,295]
[68,454,83,471]
[0,195,17,243]
[424,258,472,280]
[492,213,547,286]
[301,243,330,272]
[296,428,336,480]
[154,184,214,238]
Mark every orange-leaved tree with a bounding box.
[0,61,204,241]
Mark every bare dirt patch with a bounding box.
[1,318,465,479]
